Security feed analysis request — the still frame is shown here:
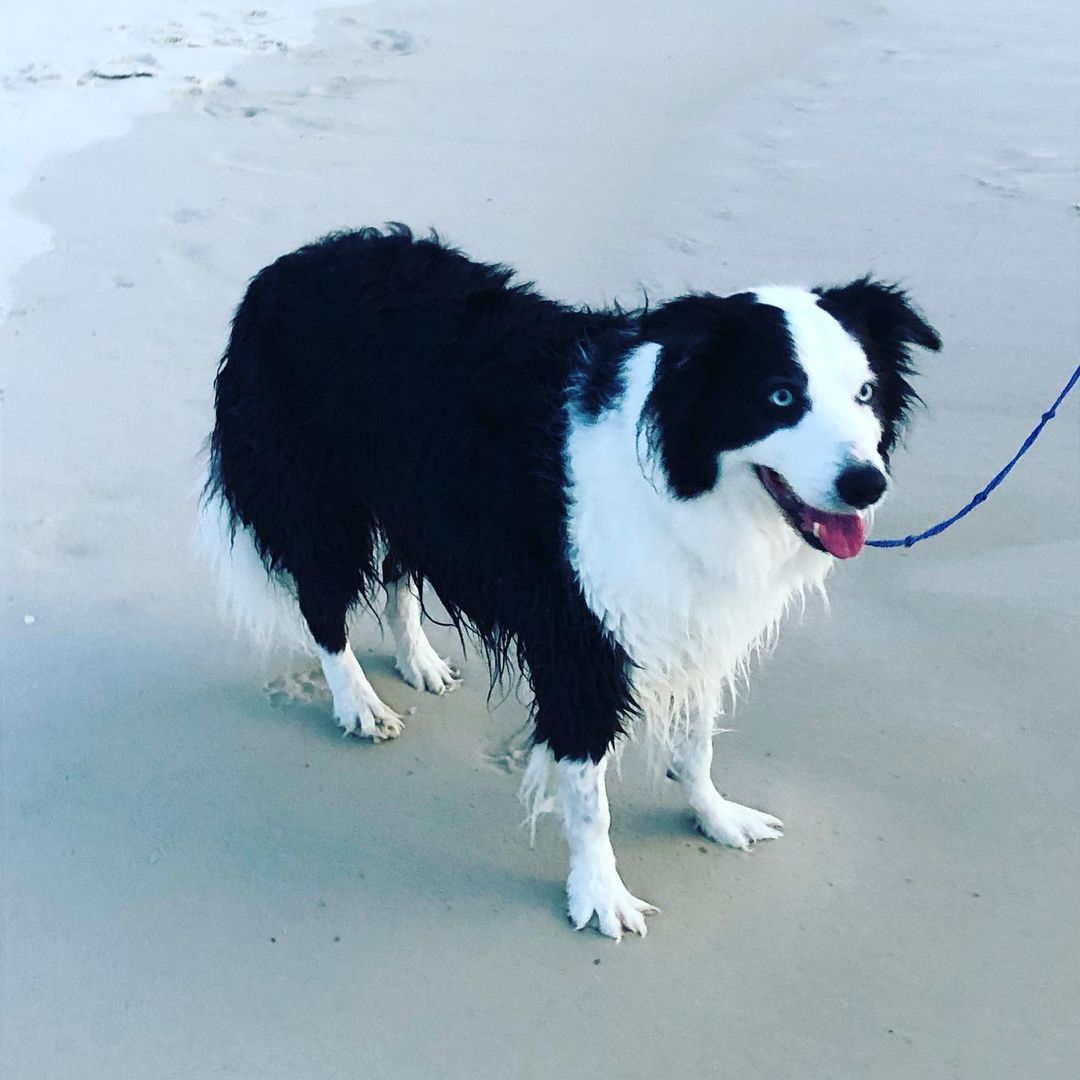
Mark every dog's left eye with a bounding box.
[857,381,875,404]
[768,387,796,408]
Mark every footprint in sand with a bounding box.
[975,175,1023,199]
[483,724,534,774]
[663,234,704,256]
[188,75,279,119]
[976,148,1071,204]
[264,667,330,710]
[151,17,288,54]
[2,63,61,87]
[369,28,417,56]
[170,207,211,225]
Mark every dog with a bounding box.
[199,224,941,939]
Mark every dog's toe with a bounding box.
[396,645,461,695]
[695,798,784,849]
[337,701,403,742]
[567,866,657,941]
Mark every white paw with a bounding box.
[335,697,403,742]
[695,797,783,850]
[566,862,658,941]
[395,640,461,695]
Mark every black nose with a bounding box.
[836,463,887,509]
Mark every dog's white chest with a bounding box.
[564,344,830,728]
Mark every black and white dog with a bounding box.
[199,225,940,939]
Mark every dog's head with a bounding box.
[638,278,941,559]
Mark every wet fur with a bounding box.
[204,225,939,763]
[201,224,940,937]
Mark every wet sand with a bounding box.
[2,2,1078,1077]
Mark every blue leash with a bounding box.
[867,361,1080,549]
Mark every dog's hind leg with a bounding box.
[671,720,783,849]
[383,573,461,695]
[296,564,403,742]
[316,643,403,741]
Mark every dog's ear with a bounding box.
[815,278,941,460]
[639,294,723,358]
[814,277,941,353]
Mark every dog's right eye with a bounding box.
[768,387,796,408]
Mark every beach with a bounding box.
[2,2,1078,1077]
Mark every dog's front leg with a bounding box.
[520,614,654,938]
[525,747,656,940]
[672,720,784,850]
[559,754,657,940]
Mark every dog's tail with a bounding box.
[194,468,311,653]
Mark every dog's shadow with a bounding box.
[249,653,739,934]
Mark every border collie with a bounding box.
[199,224,940,940]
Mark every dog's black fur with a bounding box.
[207,225,938,764]
[815,277,941,461]
[209,225,639,760]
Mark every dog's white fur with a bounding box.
[195,486,312,652]
[200,280,894,941]
[317,644,403,741]
[385,578,461,695]
[550,289,882,931]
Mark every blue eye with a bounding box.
[769,387,796,407]
[857,381,875,403]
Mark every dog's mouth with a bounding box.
[755,466,866,559]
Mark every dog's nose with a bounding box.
[836,463,887,509]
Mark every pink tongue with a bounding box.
[801,507,866,559]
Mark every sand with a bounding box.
[2,1,1078,1077]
